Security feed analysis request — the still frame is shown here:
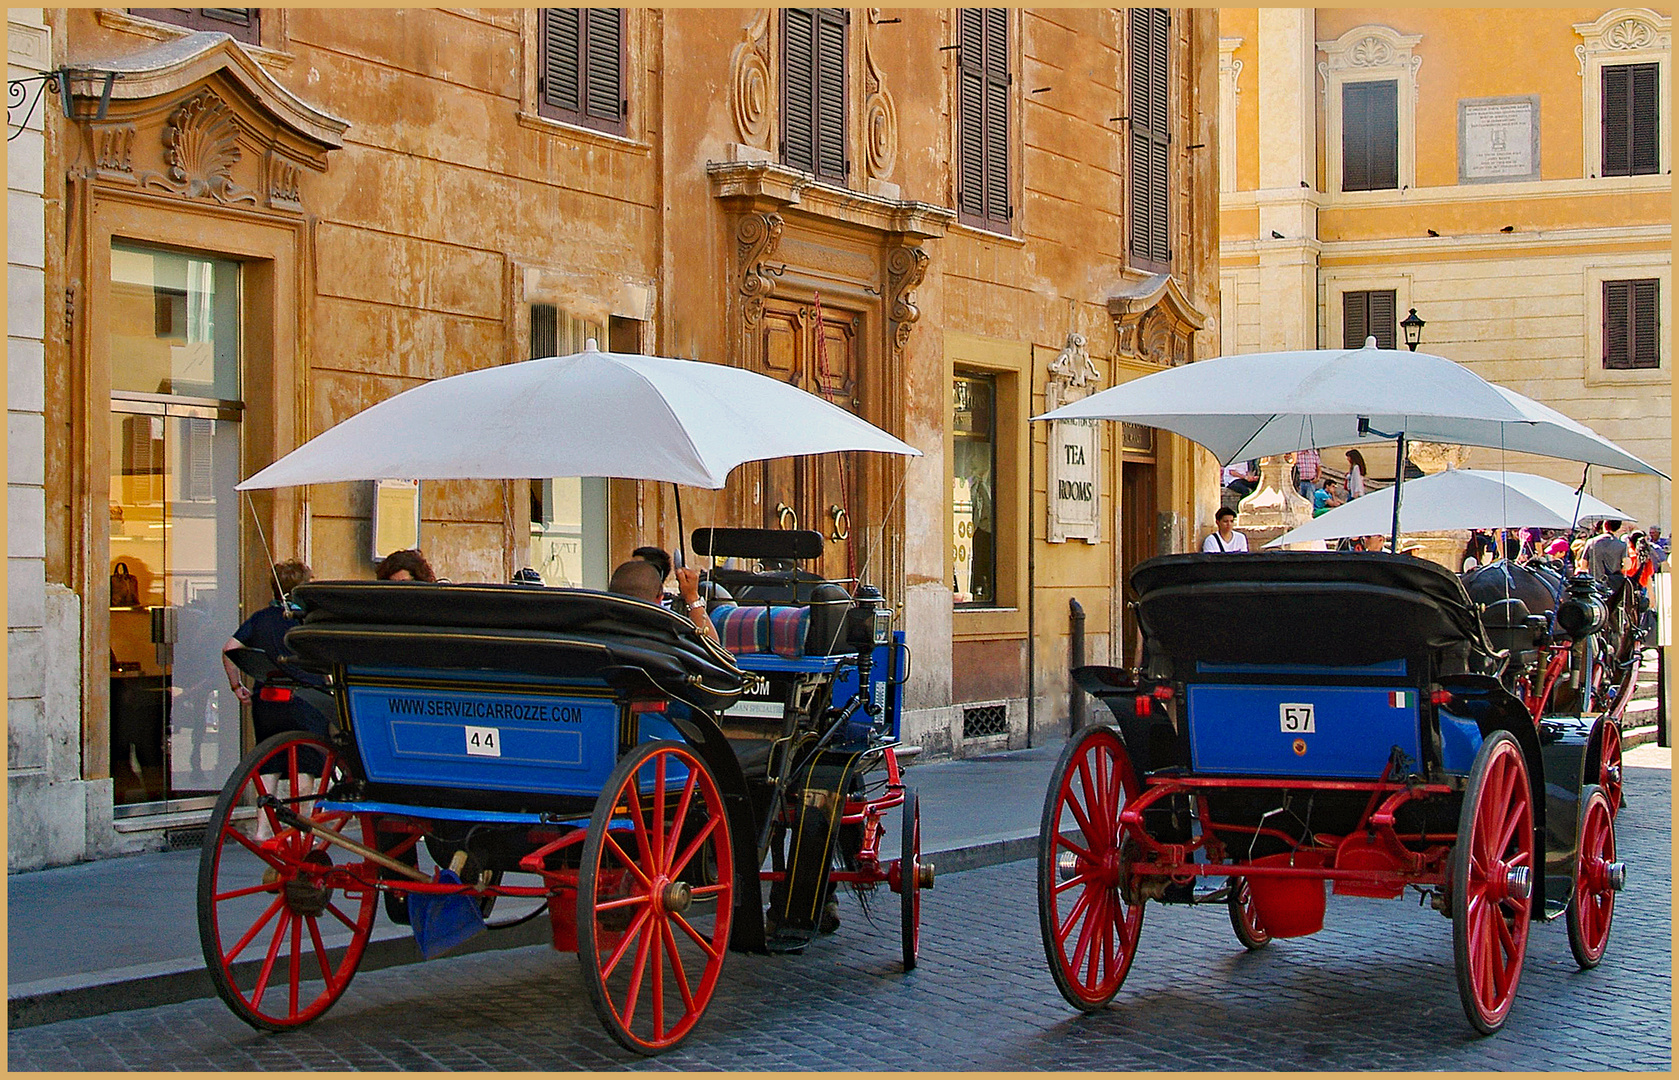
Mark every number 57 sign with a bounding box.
[1279,703,1315,733]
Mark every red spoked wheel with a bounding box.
[578,741,734,1055]
[1566,787,1621,969]
[898,785,922,972]
[1037,725,1144,1011]
[1450,731,1535,1035]
[1592,720,1624,818]
[1228,877,1271,951]
[197,731,378,1031]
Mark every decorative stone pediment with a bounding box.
[68,31,346,211]
[1108,274,1208,368]
[1573,7,1671,70]
[1316,24,1423,89]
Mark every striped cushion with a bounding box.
[711,604,769,655]
[767,606,811,659]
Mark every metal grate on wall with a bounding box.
[165,826,207,851]
[962,703,1009,739]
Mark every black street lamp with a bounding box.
[1400,307,1426,352]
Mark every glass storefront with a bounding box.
[108,243,243,810]
[952,373,997,606]
[529,476,609,588]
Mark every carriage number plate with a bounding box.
[464,725,502,757]
[1279,704,1315,733]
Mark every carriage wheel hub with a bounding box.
[1501,865,1532,902]
[283,850,336,917]
[659,878,693,915]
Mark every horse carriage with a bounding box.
[201,525,925,1054]
[1039,551,1627,1034]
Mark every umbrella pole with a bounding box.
[1389,431,1408,553]
[672,482,686,568]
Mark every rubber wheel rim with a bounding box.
[197,731,378,1031]
[577,741,734,1055]
[1037,725,1144,1011]
[900,785,921,972]
[1566,787,1616,969]
[1595,721,1624,818]
[1450,731,1534,1036]
[1228,877,1271,951]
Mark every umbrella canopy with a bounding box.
[239,346,921,491]
[1035,342,1666,478]
[1266,469,1633,547]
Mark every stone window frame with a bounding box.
[1573,7,1672,180]
[1316,24,1422,201]
[96,8,292,69]
[1584,261,1670,387]
[516,8,652,154]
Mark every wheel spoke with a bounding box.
[1075,759,1103,846]
[651,753,668,873]
[215,881,280,903]
[1061,789,1096,847]
[670,911,723,959]
[659,917,698,1014]
[1056,882,1095,945]
[666,814,721,881]
[250,910,292,1011]
[324,901,360,933]
[305,914,335,986]
[1055,871,1094,895]
[222,894,286,966]
[650,912,666,1041]
[225,821,290,873]
[288,913,302,1017]
[665,769,700,873]
[605,832,654,889]
[1069,887,1103,976]
[594,894,652,913]
[618,915,656,1030]
[1083,890,1108,989]
[624,781,654,872]
[599,906,654,979]
[1055,833,1096,864]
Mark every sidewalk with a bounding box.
[7,738,1067,1029]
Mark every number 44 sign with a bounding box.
[1279,703,1315,734]
[465,725,502,757]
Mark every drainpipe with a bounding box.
[1069,597,1087,732]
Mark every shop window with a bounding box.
[1342,80,1399,191]
[1128,7,1171,270]
[128,9,259,44]
[1603,278,1660,369]
[538,8,627,135]
[782,8,848,182]
[953,373,997,606]
[1343,289,1396,349]
[956,8,1010,233]
[1601,63,1660,177]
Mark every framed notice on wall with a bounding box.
[1458,96,1540,183]
[372,479,421,561]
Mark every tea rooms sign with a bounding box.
[1045,333,1102,543]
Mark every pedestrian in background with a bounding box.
[1222,460,1259,499]
[1293,447,1321,498]
[1344,449,1368,499]
[1202,507,1249,552]
[376,548,436,582]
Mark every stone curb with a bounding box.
[6,833,1041,1031]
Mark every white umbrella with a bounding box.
[1266,469,1634,547]
[239,345,921,491]
[1034,341,1665,477]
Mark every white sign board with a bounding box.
[1459,96,1540,183]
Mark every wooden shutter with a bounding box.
[957,9,1010,230]
[129,9,260,44]
[1344,290,1396,349]
[539,9,625,134]
[1128,8,1170,268]
[816,9,848,180]
[1604,279,1661,369]
[1343,81,1397,191]
[782,9,817,173]
[1603,63,1660,177]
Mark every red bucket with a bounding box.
[1242,850,1329,938]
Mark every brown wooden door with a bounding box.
[752,298,863,582]
[1120,461,1157,667]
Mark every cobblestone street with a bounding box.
[9,767,1668,1071]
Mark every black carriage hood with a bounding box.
[283,582,751,712]
[1130,552,1498,669]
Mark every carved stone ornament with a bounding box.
[1573,8,1671,74]
[731,10,774,150]
[145,88,256,205]
[735,211,784,327]
[863,10,899,180]
[1317,24,1424,96]
[1046,331,1099,389]
[885,244,928,355]
[1108,273,1208,370]
[267,152,304,211]
[93,124,136,175]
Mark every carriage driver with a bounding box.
[609,557,721,643]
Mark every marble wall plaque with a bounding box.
[1459,96,1541,183]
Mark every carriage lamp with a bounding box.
[1400,308,1427,351]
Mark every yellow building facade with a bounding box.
[15,8,1221,867]
[1219,8,1670,524]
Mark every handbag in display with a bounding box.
[110,561,140,607]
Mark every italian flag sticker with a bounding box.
[1390,690,1413,708]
